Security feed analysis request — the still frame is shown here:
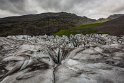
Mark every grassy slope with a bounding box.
[55,22,104,36]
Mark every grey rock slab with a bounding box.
[0,34,124,83]
[56,59,124,83]
[1,69,54,83]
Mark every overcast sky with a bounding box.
[0,0,124,19]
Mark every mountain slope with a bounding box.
[97,15,124,36]
[55,22,104,36]
[107,14,124,20]
[55,15,124,36]
[97,14,124,22]
[0,12,96,36]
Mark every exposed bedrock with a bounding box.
[0,34,124,83]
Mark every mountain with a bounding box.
[0,12,124,36]
[97,14,124,22]
[0,12,96,36]
[97,15,124,36]
[107,14,124,20]
[56,14,124,36]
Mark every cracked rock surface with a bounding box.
[0,34,124,83]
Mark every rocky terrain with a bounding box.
[0,34,124,83]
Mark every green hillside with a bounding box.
[55,22,104,36]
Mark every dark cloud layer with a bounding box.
[0,0,124,19]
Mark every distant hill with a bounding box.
[0,12,96,36]
[0,12,124,36]
[97,15,124,36]
[55,22,104,36]
[107,14,124,20]
[56,15,124,36]
[97,14,124,22]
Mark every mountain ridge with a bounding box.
[97,15,124,36]
[0,12,124,36]
[0,12,96,36]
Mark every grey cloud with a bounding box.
[0,0,25,13]
[0,0,124,19]
[112,6,124,13]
